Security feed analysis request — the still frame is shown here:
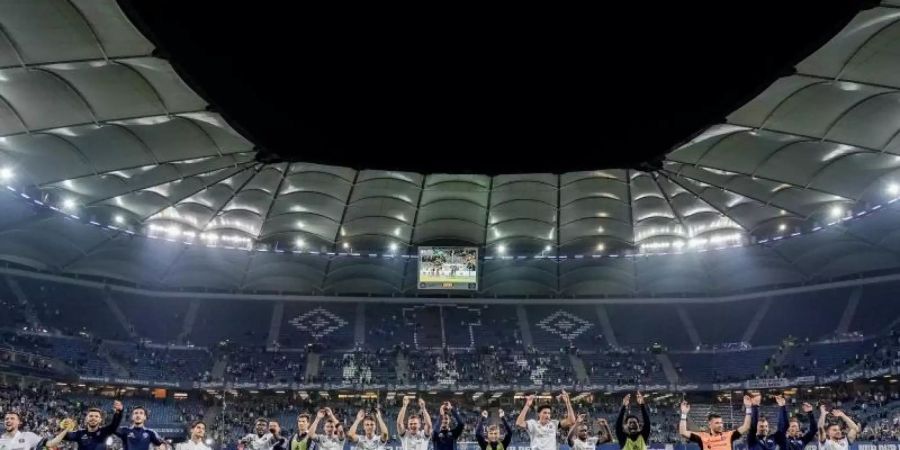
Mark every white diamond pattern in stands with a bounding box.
[536,310,594,341]
[288,308,348,339]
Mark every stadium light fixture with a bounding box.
[0,166,12,181]
[830,205,843,218]
[295,238,305,248]
[114,215,124,224]
[596,243,605,252]
[778,223,786,231]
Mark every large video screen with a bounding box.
[417,247,478,290]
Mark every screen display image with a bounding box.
[417,247,478,290]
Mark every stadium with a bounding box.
[2,2,900,450]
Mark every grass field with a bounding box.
[419,274,476,283]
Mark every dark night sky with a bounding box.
[118,1,876,174]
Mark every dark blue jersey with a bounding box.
[748,406,778,450]
[432,409,464,450]
[64,412,123,450]
[116,426,165,450]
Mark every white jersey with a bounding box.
[354,434,386,450]
[241,433,277,450]
[527,419,560,450]
[1,431,44,450]
[820,439,850,450]
[177,440,213,450]
[400,431,430,450]
[314,435,346,450]
[570,437,600,450]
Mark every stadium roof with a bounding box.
[2,0,900,297]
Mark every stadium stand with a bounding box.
[112,293,192,344]
[279,302,355,349]
[18,279,127,340]
[188,300,272,347]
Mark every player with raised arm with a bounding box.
[115,406,168,450]
[615,392,650,450]
[397,397,431,450]
[818,406,859,450]
[348,409,389,450]
[679,394,754,450]
[748,394,776,450]
[238,419,278,450]
[432,401,464,450]
[309,408,345,450]
[176,421,211,450]
[567,413,612,450]
[475,409,511,450]
[2,411,48,450]
[772,398,817,450]
[47,400,124,450]
[516,391,576,450]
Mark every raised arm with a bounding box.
[832,410,859,442]
[597,418,613,445]
[397,397,410,436]
[46,422,75,449]
[450,404,464,438]
[736,394,756,436]
[347,410,365,443]
[817,405,828,443]
[433,408,442,440]
[775,397,788,437]
[616,394,630,445]
[801,403,817,445]
[748,403,760,446]
[567,414,586,446]
[100,401,125,437]
[678,401,694,440]
[637,392,651,440]
[516,395,534,429]
[475,411,488,448]
[309,410,326,440]
[560,391,576,429]
[420,399,432,437]
[375,409,390,442]
[500,410,512,448]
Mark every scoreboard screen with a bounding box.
[417,247,478,290]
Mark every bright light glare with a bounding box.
[888,183,900,196]
[295,238,305,248]
[596,243,605,251]
[0,167,12,180]
[497,244,506,254]
[830,206,843,218]
[114,215,124,224]
[342,242,349,249]
[778,223,786,231]
[389,243,398,252]
[544,245,551,252]
[62,198,76,210]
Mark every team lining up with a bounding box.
[1,391,861,450]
